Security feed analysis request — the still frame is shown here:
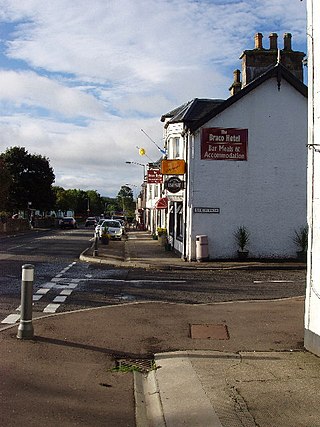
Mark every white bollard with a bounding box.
[17,264,34,339]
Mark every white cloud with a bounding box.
[0,70,104,119]
[0,0,307,196]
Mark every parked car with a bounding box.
[97,219,122,240]
[59,217,77,229]
[85,217,97,227]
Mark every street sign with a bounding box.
[194,207,220,214]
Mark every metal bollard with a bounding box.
[93,234,98,256]
[17,264,34,340]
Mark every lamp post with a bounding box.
[125,161,146,179]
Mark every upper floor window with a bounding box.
[171,137,181,158]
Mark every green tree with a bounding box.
[0,158,12,212]
[1,146,55,212]
[117,185,135,216]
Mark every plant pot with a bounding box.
[101,235,109,245]
[159,235,167,246]
[237,250,249,260]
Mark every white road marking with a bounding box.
[42,282,54,288]
[253,280,295,284]
[36,288,50,295]
[43,303,60,313]
[60,289,73,296]
[32,295,43,301]
[1,314,20,324]
[84,278,187,284]
[53,296,67,303]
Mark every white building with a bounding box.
[305,0,320,356]
[161,33,307,260]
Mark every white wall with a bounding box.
[188,78,307,259]
[305,0,320,356]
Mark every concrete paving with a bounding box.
[1,230,319,427]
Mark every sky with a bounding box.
[0,0,307,197]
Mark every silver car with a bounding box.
[97,219,123,240]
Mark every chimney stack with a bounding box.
[240,32,304,87]
[254,33,263,49]
[283,33,292,50]
[229,69,242,96]
[269,33,278,50]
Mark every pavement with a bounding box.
[1,230,320,427]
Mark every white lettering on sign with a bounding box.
[194,207,220,214]
[201,127,248,161]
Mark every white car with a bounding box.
[97,219,123,240]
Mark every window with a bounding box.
[172,137,180,158]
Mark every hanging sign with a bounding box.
[161,159,186,175]
[147,169,163,183]
[165,177,184,193]
[201,127,248,161]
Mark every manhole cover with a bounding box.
[190,324,229,340]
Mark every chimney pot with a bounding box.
[269,33,278,50]
[254,33,263,49]
[233,69,241,83]
[283,33,292,50]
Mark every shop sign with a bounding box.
[201,127,248,161]
[147,168,162,184]
[161,159,186,175]
[194,207,220,214]
[165,177,184,193]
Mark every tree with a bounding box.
[1,147,55,212]
[117,185,135,216]
[0,158,12,212]
[53,187,105,216]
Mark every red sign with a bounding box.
[201,127,248,161]
[147,169,163,184]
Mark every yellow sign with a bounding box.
[161,159,186,175]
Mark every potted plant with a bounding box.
[101,226,110,245]
[157,227,167,246]
[234,226,250,260]
[293,225,308,261]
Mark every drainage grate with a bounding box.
[115,358,155,374]
[190,323,230,340]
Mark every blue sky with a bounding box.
[0,0,307,196]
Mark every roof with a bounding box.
[161,64,307,133]
[161,98,225,128]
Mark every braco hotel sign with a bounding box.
[201,127,248,161]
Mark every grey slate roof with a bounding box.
[160,98,225,128]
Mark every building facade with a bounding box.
[161,33,307,260]
[305,0,320,356]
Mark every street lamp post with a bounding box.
[125,161,146,178]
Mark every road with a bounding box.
[0,228,306,328]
